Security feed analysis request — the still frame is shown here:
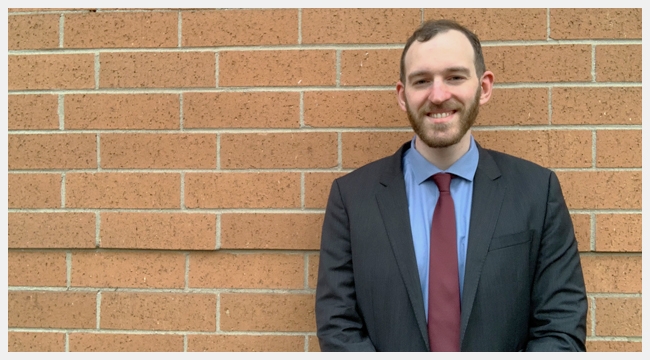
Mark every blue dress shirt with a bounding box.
[402,136,479,321]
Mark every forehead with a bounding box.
[403,30,476,77]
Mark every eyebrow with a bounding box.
[407,66,471,81]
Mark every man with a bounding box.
[315,20,587,352]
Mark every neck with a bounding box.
[414,131,472,170]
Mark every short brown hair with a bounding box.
[399,19,486,83]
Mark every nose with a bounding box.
[428,80,452,104]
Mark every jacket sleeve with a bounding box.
[315,179,376,351]
[525,171,587,351]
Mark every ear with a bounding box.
[478,70,494,105]
[396,81,407,112]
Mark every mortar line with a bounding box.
[96,134,101,170]
[59,14,64,48]
[215,52,219,88]
[297,9,302,44]
[177,11,182,48]
[179,93,185,130]
[546,8,551,40]
[547,87,552,125]
[335,50,341,87]
[66,252,72,288]
[216,134,221,170]
[337,133,343,170]
[590,295,596,336]
[299,91,305,128]
[590,213,596,252]
[94,53,100,89]
[184,334,188,352]
[61,173,66,208]
[304,335,309,352]
[96,291,101,330]
[65,332,69,352]
[215,293,221,332]
[185,252,190,291]
[95,211,101,248]
[592,130,597,169]
[8,328,321,336]
[215,214,221,250]
[591,45,596,82]
[180,172,186,210]
[300,172,306,210]
[58,95,65,130]
[303,253,310,289]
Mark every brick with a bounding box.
[308,254,319,289]
[100,212,215,250]
[586,297,593,336]
[425,8,547,40]
[219,50,335,87]
[305,172,349,209]
[595,214,642,252]
[8,212,96,249]
[556,171,641,210]
[8,94,58,130]
[65,94,179,130]
[220,293,315,332]
[551,9,642,40]
[8,291,96,329]
[9,54,95,90]
[189,252,303,289]
[595,297,642,336]
[182,9,297,46]
[570,213,591,252]
[308,335,321,352]
[64,12,177,48]
[551,87,641,125]
[8,332,65,352]
[484,45,591,83]
[596,45,642,82]
[221,133,337,169]
[8,173,61,209]
[66,173,180,209]
[342,131,413,168]
[100,292,216,331]
[580,255,641,293]
[101,133,216,169]
[184,92,299,129]
[302,9,421,44]
[8,134,96,170]
[185,173,300,209]
[586,340,642,352]
[476,88,548,126]
[71,251,185,288]
[69,333,184,352]
[8,251,67,286]
[304,91,405,128]
[340,49,401,86]
[221,213,323,250]
[474,130,592,168]
[100,52,215,88]
[9,14,59,49]
[596,130,641,168]
[188,335,304,352]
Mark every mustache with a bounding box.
[419,101,460,114]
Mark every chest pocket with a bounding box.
[488,229,532,252]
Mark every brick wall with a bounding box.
[7,8,641,352]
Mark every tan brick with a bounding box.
[184,92,299,129]
[65,94,179,130]
[71,251,185,288]
[552,87,641,125]
[302,9,421,44]
[8,291,96,329]
[342,131,413,168]
[188,335,304,352]
[474,130,592,169]
[580,255,641,293]
[586,340,642,352]
[476,88,548,126]
[340,49,401,86]
[182,9,297,46]
[596,45,642,82]
[484,45,591,83]
[425,8,547,40]
[9,14,59,50]
[8,212,96,249]
[596,130,641,168]
[100,292,216,331]
[8,134,96,170]
[221,133,337,169]
[595,297,642,336]
[189,252,303,289]
[308,335,321,352]
[8,94,59,130]
[556,171,641,210]
[308,254,319,289]
[304,91,406,128]
[185,173,300,209]
[219,50,335,87]
[570,213,591,252]
[100,52,215,88]
[8,173,61,209]
[64,12,177,48]
[69,333,184,352]
[551,9,642,40]
[9,54,95,90]
[305,172,349,209]
[100,212,215,250]
[8,332,65,352]
[221,293,315,332]
[8,251,67,286]
[595,214,642,252]
[221,213,323,250]
[66,173,180,209]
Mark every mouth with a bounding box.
[425,110,456,122]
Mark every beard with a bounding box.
[406,86,481,149]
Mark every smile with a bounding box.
[427,111,455,119]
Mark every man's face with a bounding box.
[397,30,491,149]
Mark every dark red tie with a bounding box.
[428,173,461,352]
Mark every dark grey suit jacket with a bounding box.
[315,141,587,351]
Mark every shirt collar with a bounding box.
[404,135,479,184]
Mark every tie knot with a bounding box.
[432,173,453,193]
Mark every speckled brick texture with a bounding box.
[8,8,641,352]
